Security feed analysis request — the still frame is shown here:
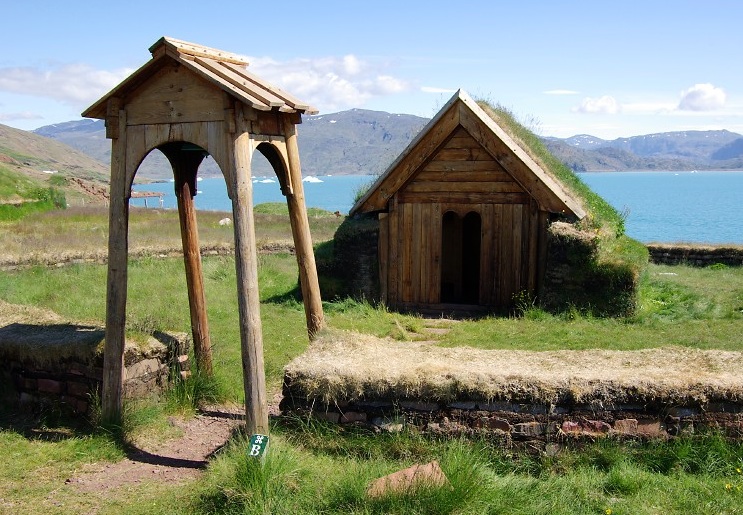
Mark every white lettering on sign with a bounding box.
[247,434,269,459]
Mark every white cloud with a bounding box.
[0,53,411,119]
[0,110,43,122]
[342,55,361,75]
[0,64,131,107]
[573,95,621,114]
[375,75,408,94]
[678,83,726,111]
[248,54,412,113]
[543,89,579,95]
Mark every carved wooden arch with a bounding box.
[120,122,234,195]
[98,98,323,437]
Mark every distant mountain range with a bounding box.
[32,110,429,181]
[26,110,743,180]
[543,130,743,172]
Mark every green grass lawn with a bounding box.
[1,207,743,513]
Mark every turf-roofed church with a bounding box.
[349,90,586,313]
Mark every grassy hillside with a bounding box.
[0,123,110,208]
[0,165,67,219]
[0,123,108,180]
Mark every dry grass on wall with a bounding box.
[284,329,743,407]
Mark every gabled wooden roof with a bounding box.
[350,90,585,219]
[82,37,317,120]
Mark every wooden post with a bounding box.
[231,111,268,434]
[165,145,214,377]
[102,111,129,425]
[282,118,325,338]
[175,176,213,377]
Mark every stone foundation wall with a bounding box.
[322,216,381,301]
[647,244,743,267]
[280,395,743,446]
[540,223,640,317]
[1,332,190,415]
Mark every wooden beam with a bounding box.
[105,98,121,139]
[281,117,325,337]
[161,144,214,377]
[414,170,512,183]
[102,111,129,425]
[231,106,268,434]
[193,57,284,108]
[378,213,389,302]
[404,181,524,194]
[155,36,250,66]
[397,191,530,204]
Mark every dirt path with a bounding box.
[66,405,245,494]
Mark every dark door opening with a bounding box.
[440,211,481,304]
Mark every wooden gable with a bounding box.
[123,61,225,126]
[351,90,585,220]
[398,127,530,205]
[82,37,317,122]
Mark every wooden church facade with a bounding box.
[350,90,585,313]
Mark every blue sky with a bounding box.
[1,0,741,139]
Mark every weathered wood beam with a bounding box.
[281,117,325,338]
[231,108,268,434]
[102,111,129,425]
[161,143,214,377]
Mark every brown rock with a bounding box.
[512,422,546,437]
[340,411,367,424]
[37,378,62,394]
[313,411,341,424]
[613,418,638,434]
[177,354,190,371]
[584,420,611,434]
[367,461,449,498]
[487,418,511,432]
[637,419,665,437]
[561,421,581,433]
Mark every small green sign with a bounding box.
[247,434,269,458]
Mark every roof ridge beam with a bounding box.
[151,36,249,66]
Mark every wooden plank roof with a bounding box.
[82,37,317,120]
[350,89,585,220]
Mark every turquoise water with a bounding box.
[133,175,375,215]
[580,171,742,244]
[132,171,743,245]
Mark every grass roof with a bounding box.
[476,101,624,236]
[284,329,743,407]
[476,100,648,270]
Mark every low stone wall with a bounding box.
[540,223,641,317]
[320,216,381,301]
[1,331,190,415]
[280,395,743,446]
[647,244,743,267]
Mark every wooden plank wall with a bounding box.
[382,127,545,311]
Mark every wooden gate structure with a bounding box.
[83,37,324,432]
[351,90,585,314]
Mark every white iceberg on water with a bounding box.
[302,176,323,183]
